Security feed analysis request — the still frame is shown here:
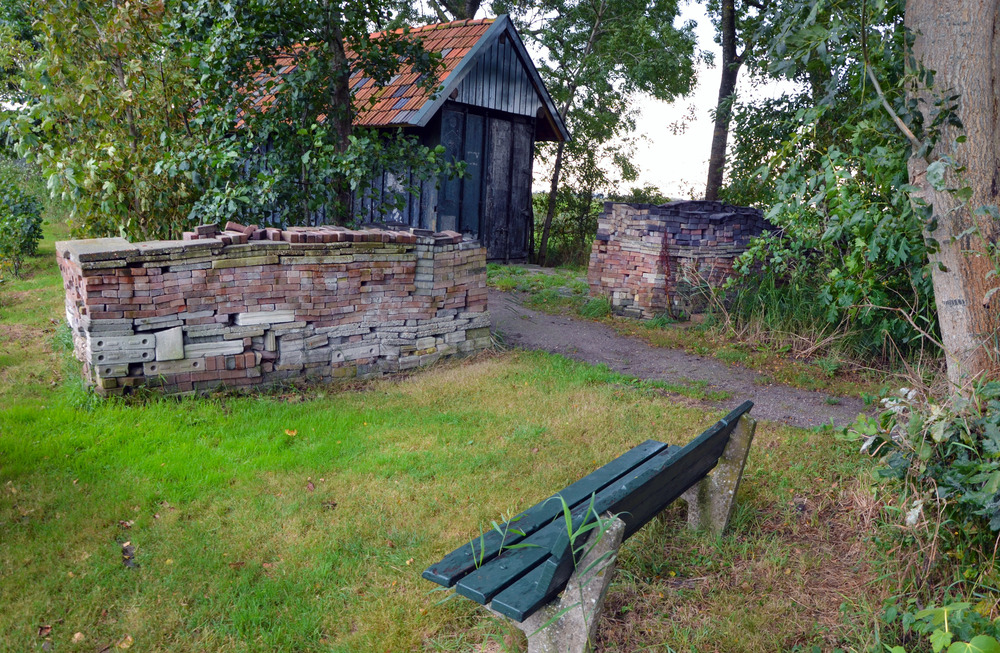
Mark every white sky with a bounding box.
[630,1,721,198]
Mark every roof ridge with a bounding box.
[370,17,494,39]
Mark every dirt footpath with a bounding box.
[488,290,869,429]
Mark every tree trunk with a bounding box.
[906,0,1000,389]
[704,0,740,202]
[323,1,353,224]
[538,141,566,268]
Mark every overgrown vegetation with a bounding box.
[0,158,42,278]
[847,383,1000,650]
[720,1,935,366]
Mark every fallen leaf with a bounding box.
[72,632,85,643]
[306,481,315,492]
[229,561,245,570]
[322,500,337,511]
[262,562,275,569]
[118,520,133,529]
[405,558,414,565]
[38,625,52,638]
[386,540,395,548]
[117,634,134,649]
[153,513,160,519]
[285,429,297,436]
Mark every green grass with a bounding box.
[0,229,898,652]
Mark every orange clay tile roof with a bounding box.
[246,18,495,129]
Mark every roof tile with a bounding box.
[246,18,495,128]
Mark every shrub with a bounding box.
[853,383,1000,589]
[0,182,43,278]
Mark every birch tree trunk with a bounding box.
[906,0,1000,388]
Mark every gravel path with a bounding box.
[488,289,869,429]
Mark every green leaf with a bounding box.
[947,636,1000,653]
[931,629,954,652]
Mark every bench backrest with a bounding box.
[423,400,753,621]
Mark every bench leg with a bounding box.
[489,515,625,653]
[682,413,757,535]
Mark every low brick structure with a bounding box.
[57,222,490,395]
[588,201,773,318]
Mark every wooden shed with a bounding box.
[351,16,570,261]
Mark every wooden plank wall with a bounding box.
[454,36,543,119]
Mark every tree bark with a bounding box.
[906,0,1000,389]
[704,0,741,201]
[323,1,353,223]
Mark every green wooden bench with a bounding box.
[423,401,756,653]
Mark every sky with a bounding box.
[630,1,723,199]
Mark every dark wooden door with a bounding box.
[508,121,534,260]
[483,118,512,259]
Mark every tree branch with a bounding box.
[860,0,922,151]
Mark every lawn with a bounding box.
[0,226,895,652]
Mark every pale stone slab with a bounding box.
[211,255,280,269]
[90,348,154,365]
[682,414,757,534]
[183,340,244,357]
[94,363,129,378]
[56,237,138,263]
[143,358,206,376]
[235,310,296,326]
[491,516,625,653]
[89,334,153,351]
[154,327,184,361]
[334,343,380,362]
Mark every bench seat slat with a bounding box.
[456,446,687,605]
[422,439,671,587]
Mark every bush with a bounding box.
[853,383,1000,590]
[0,182,43,278]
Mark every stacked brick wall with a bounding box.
[588,201,773,318]
[57,222,490,396]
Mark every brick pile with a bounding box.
[588,201,774,318]
[57,222,490,396]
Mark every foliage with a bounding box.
[7,0,200,240]
[854,383,1000,586]
[162,0,455,228]
[0,0,36,107]
[884,602,1000,653]
[6,0,459,239]
[0,160,42,278]
[531,190,601,267]
[722,0,936,361]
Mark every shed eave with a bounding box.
[409,15,571,143]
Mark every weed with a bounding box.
[578,297,611,319]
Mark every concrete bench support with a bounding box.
[492,516,626,653]
[682,413,756,534]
